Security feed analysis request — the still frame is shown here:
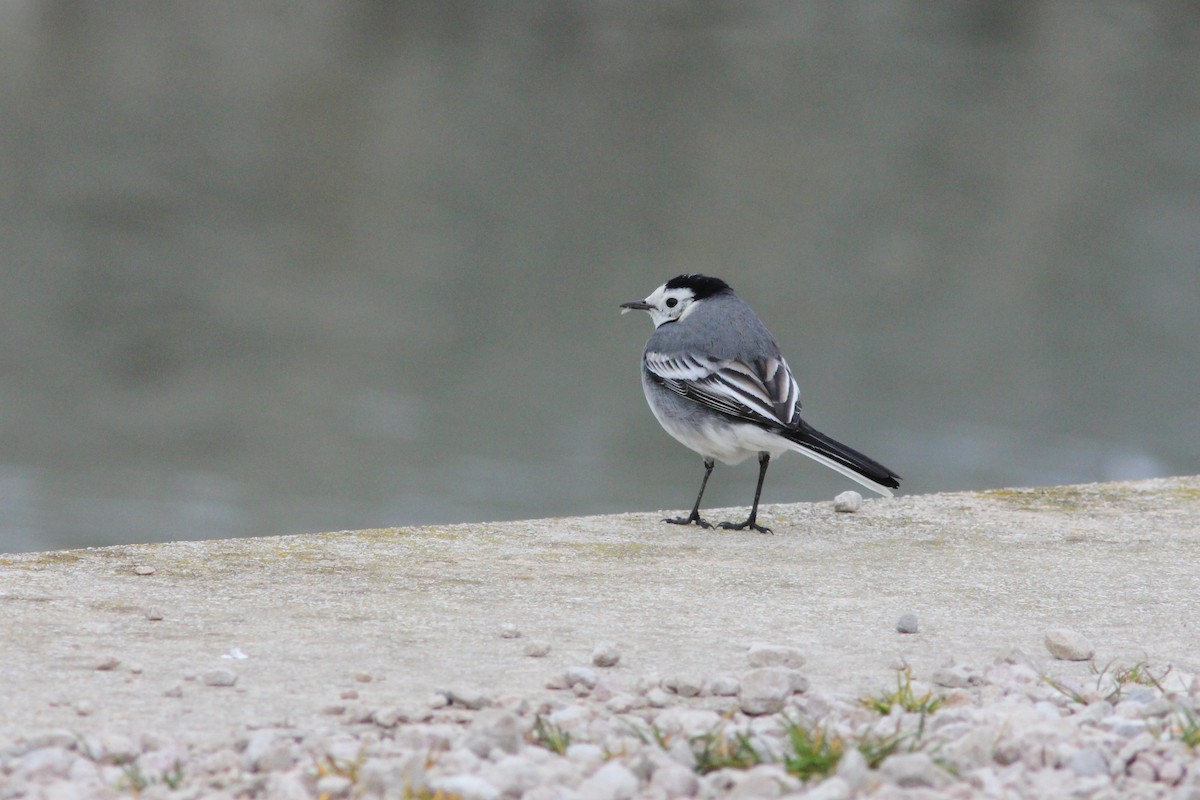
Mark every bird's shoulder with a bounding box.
[644,293,782,363]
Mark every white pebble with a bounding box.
[662,674,704,697]
[708,674,740,696]
[1158,759,1184,785]
[1067,747,1108,778]
[577,761,639,800]
[499,623,522,639]
[448,687,491,710]
[738,668,793,715]
[523,640,551,658]
[649,762,700,797]
[566,743,605,767]
[896,612,919,634]
[746,642,806,669]
[880,752,947,788]
[565,666,599,690]
[133,564,156,575]
[835,747,869,789]
[833,491,862,512]
[1044,628,1095,661]
[373,706,410,728]
[932,665,975,688]
[202,668,237,687]
[316,774,353,797]
[435,774,501,800]
[592,641,621,667]
[801,775,851,800]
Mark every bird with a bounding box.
[620,274,900,533]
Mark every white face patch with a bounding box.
[639,284,697,328]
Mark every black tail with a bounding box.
[783,422,901,496]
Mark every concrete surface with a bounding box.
[2,476,1198,746]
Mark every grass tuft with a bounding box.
[529,715,572,755]
[779,716,844,780]
[1174,709,1200,748]
[1090,660,1169,701]
[861,668,944,716]
[690,726,763,774]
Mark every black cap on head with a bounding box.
[664,274,732,300]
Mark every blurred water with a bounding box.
[1,2,1197,552]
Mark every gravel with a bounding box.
[5,477,1200,797]
[3,649,1199,799]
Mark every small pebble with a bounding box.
[499,623,522,639]
[355,672,374,683]
[738,668,793,715]
[880,752,947,788]
[577,761,639,800]
[1158,759,1184,785]
[434,775,501,800]
[1044,628,1095,661]
[133,565,156,575]
[591,641,621,667]
[545,673,571,690]
[75,700,94,716]
[448,687,490,710]
[833,490,863,513]
[145,609,164,621]
[340,689,359,700]
[896,612,919,634]
[163,683,183,698]
[315,775,353,798]
[564,666,598,690]
[1068,747,1108,778]
[94,656,121,671]
[202,668,238,687]
[746,642,806,669]
[663,674,704,697]
[523,641,551,658]
[373,706,409,728]
[708,674,740,696]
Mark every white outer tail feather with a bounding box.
[786,439,896,498]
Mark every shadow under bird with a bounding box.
[621,274,900,533]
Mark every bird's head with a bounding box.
[620,274,731,328]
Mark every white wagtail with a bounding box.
[621,274,900,533]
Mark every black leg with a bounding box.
[719,452,773,534]
[664,458,715,529]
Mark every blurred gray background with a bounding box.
[1,2,1197,553]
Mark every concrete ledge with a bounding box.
[2,476,1199,745]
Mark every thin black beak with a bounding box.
[620,300,654,313]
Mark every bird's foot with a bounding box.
[718,518,773,534]
[664,513,714,530]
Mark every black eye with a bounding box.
[665,298,678,308]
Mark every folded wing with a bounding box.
[645,350,802,429]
